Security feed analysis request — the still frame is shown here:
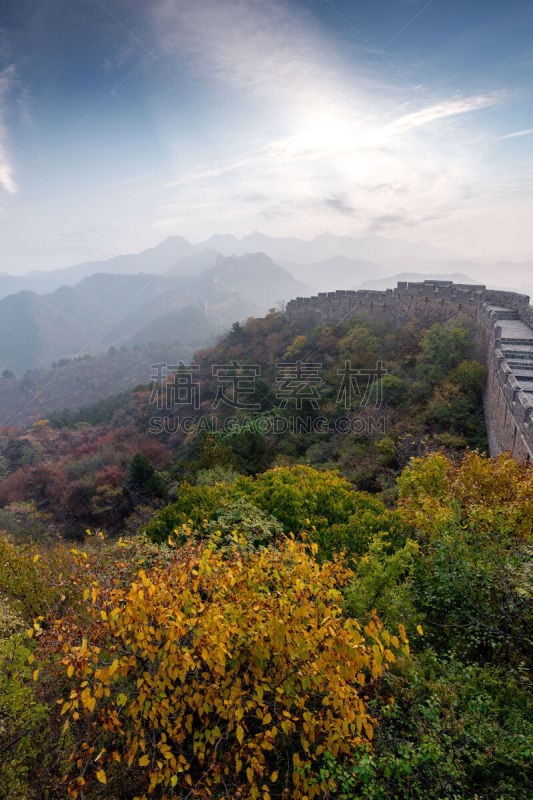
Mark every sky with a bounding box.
[1,0,533,273]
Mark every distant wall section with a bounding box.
[286,280,533,462]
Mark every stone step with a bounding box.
[493,310,520,320]
[509,365,533,374]
[500,338,533,347]
[503,350,533,360]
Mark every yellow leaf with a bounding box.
[139,754,150,767]
[247,767,254,784]
[32,554,40,563]
[270,771,278,782]
[67,664,74,678]
[236,724,244,744]
[95,769,107,785]
[32,669,39,682]
[416,624,424,636]
[363,719,374,740]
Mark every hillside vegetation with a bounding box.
[0,310,487,539]
[0,452,531,799]
[0,309,530,799]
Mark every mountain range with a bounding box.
[3,231,532,297]
[0,231,532,375]
[0,253,310,373]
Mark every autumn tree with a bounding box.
[48,539,406,799]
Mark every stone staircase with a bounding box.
[486,306,533,447]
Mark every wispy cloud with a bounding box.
[366,212,416,233]
[0,65,17,195]
[323,194,356,216]
[164,156,259,189]
[388,94,504,135]
[499,127,533,140]
[152,0,351,111]
[149,0,510,247]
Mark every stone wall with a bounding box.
[286,280,533,461]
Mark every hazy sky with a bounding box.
[1,0,533,273]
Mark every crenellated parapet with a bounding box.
[286,280,531,323]
[286,280,533,461]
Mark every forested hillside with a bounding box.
[0,309,530,800]
[0,309,487,539]
[0,343,194,428]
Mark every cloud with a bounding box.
[152,0,348,110]
[0,65,16,195]
[366,213,414,232]
[149,1,511,247]
[388,94,504,135]
[323,195,356,216]
[499,127,533,140]
[164,156,259,189]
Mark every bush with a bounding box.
[47,540,406,799]
[145,465,399,559]
[397,451,533,666]
[321,654,533,800]
[0,598,50,800]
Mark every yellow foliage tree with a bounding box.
[52,537,406,799]
[397,450,533,542]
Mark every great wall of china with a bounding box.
[286,281,533,462]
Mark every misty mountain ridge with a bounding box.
[1,231,532,376]
[0,236,199,299]
[203,230,460,266]
[2,232,532,300]
[0,254,310,373]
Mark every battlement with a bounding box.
[286,281,533,461]
[286,280,530,323]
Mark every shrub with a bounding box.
[50,539,406,799]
